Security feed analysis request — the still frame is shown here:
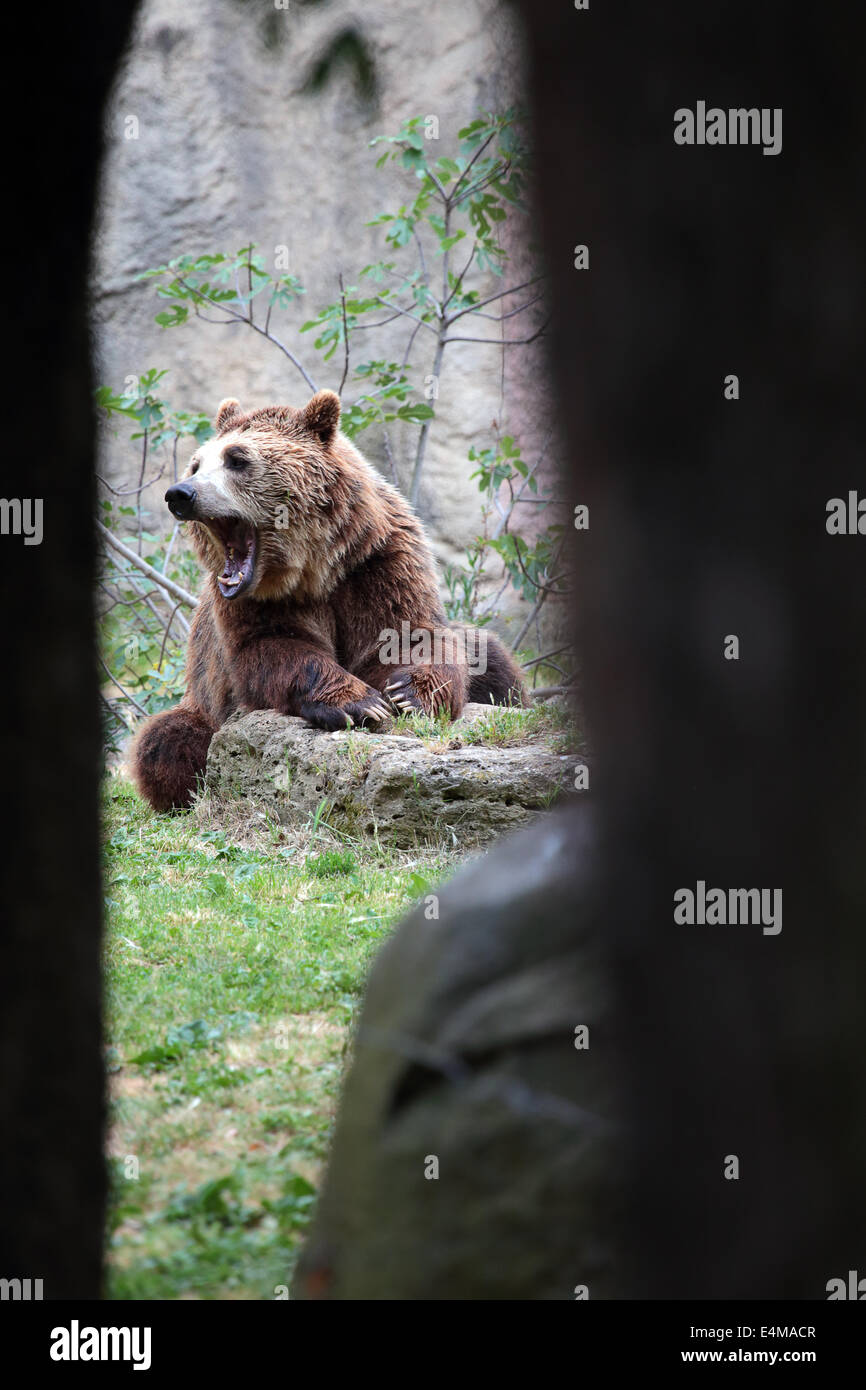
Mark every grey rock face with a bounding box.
[91,0,551,590]
[204,705,585,847]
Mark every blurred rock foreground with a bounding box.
[291,803,616,1300]
[91,0,554,605]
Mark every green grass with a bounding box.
[389,699,581,754]
[102,775,458,1300]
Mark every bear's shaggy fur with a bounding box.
[131,390,526,811]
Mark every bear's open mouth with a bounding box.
[204,519,257,599]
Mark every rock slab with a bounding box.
[205,705,585,847]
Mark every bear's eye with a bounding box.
[223,447,250,472]
[189,458,200,475]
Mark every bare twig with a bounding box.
[175,274,318,392]
[474,575,511,620]
[442,241,477,311]
[412,224,431,297]
[409,330,445,510]
[373,296,438,337]
[450,164,513,214]
[509,538,566,651]
[101,691,133,732]
[98,522,198,609]
[445,276,545,326]
[531,684,575,702]
[450,131,498,201]
[136,429,148,555]
[472,292,545,322]
[521,646,571,670]
[351,311,406,330]
[400,316,423,369]
[161,520,180,576]
[99,656,150,719]
[337,273,351,398]
[442,319,549,347]
[156,601,184,672]
[492,429,555,540]
[96,466,167,497]
[380,421,399,486]
[143,586,190,638]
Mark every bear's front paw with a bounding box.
[384,669,455,717]
[300,686,392,731]
[383,671,426,716]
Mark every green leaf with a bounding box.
[396,402,434,422]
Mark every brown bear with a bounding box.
[131,390,526,812]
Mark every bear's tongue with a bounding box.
[213,523,256,599]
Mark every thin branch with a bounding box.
[99,656,149,719]
[472,293,545,322]
[161,520,180,576]
[98,521,198,609]
[445,276,546,325]
[96,465,167,497]
[510,538,566,651]
[103,565,191,638]
[175,275,318,392]
[374,296,438,337]
[473,574,511,620]
[412,224,431,297]
[521,646,571,670]
[351,312,406,330]
[442,319,549,347]
[410,329,446,510]
[509,534,570,597]
[511,597,546,653]
[140,585,190,638]
[426,168,450,204]
[380,421,399,486]
[531,684,575,702]
[101,691,133,732]
[442,241,477,312]
[450,131,498,201]
[337,272,351,398]
[400,317,423,369]
[156,600,184,672]
[237,318,318,393]
[98,583,164,620]
[136,429,148,555]
[452,161,511,209]
[492,429,554,541]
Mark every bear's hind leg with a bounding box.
[130,705,216,812]
[467,629,527,707]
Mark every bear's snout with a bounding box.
[165,482,198,520]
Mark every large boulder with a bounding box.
[204,704,585,848]
[291,804,617,1300]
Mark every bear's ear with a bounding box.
[301,389,341,446]
[216,398,243,431]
